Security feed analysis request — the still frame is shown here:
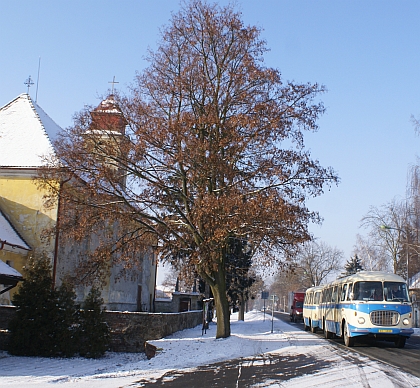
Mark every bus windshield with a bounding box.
[352,281,409,302]
[384,282,409,302]
[353,281,383,301]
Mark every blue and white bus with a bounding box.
[303,285,323,333]
[304,271,414,347]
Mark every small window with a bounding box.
[341,284,347,301]
[347,283,353,300]
[314,292,320,305]
[331,286,338,303]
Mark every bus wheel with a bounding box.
[394,336,406,348]
[343,322,354,347]
[310,324,317,333]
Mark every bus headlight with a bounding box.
[357,317,365,324]
[403,318,410,325]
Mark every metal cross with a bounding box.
[108,76,119,94]
[24,75,34,94]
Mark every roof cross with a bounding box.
[108,76,119,94]
[24,75,34,94]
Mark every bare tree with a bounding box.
[38,0,338,338]
[295,241,343,287]
[360,199,409,275]
[352,234,389,272]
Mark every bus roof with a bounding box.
[334,271,406,284]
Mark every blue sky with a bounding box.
[1,0,420,267]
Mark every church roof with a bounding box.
[0,210,31,253]
[0,94,62,168]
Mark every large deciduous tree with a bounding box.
[40,0,338,338]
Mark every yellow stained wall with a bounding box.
[0,171,58,302]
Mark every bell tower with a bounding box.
[89,94,127,188]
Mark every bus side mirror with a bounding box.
[349,292,354,301]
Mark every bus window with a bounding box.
[325,287,332,302]
[341,284,347,301]
[384,282,409,302]
[314,291,320,305]
[337,285,342,301]
[353,281,383,301]
[331,286,338,303]
[347,283,353,300]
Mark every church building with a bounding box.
[0,93,156,311]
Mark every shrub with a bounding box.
[8,257,60,356]
[8,257,109,358]
[78,286,110,358]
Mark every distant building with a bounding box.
[0,94,156,311]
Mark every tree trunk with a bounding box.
[208,263,231,338]
[238,293,245,321]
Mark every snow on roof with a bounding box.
[0,94,62,168]
[0,210,31,251]
[0,259,22,278]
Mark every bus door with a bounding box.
[331,285,340,335]
[334,284,343,336]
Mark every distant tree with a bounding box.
[38,0,338,338]
[352,234,389,272]
[295,241,343,287]
[342,254,364,276]
[360,199,409,275]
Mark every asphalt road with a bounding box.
[273,311,420,378]
[132,311,420,387]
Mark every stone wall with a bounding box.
[104,310,203,352]
[0,306,203,353]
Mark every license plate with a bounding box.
[379,330,392,333]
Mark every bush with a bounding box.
[8,257,109,358]
[79,287,110,358]
[8,257,63,356]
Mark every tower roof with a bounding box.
[90,94,126,135]
[0,94,62,168]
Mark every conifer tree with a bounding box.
[343,255,364,276]
[54,282,80,357]
[9,257,61,356]
[9,257,80,357]
[78,287,110,358]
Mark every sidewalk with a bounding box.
[1,311,420,387]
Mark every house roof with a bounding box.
[0,259,23,279]
[0,94,62,168]
[0,210,31,252]
[0,259,23,286]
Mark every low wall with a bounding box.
[105,310,203,352]
[0,306,202,353]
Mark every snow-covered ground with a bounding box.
[1,311,419,387]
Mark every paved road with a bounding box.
[136,353,331,387]
[133,313,420,387]
[274,310,420,378]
